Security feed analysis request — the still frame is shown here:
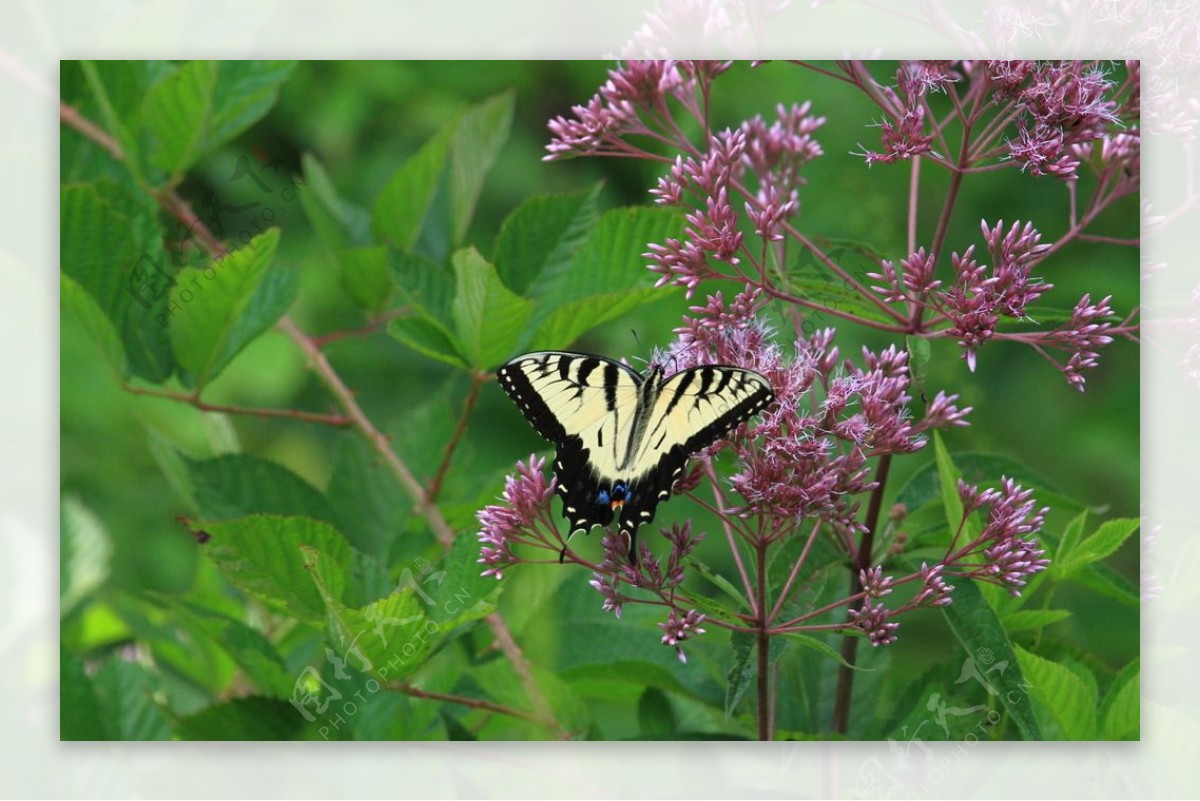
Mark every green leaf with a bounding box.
[201,514,353,623]
[780,277,896,324]
[60,496,113,617]
[372,129,450,252]
[175,696,305,740]
[1100,659,1139,740]
[782,631,866,671]
[1002,608,1072,634]
[422,533,502,628]
[895,451,1086,520]
[725,631,789,717]
[339,246,394,316]
[530,287,667,352]
[493,186,601,296]
[142,60,294,182]
[450,247,533,369]
[327,436,412,561]
[513,204,686,348]
[169,228,288,385]
[688,559,750,614]
[387,314,468,369]
[298,152,371,253]
[1052,510,1090,573]
[60,181,174,381]
[933,432,968,540]
[303,547,432,683]
[92,658,172,740]
[1074,561,1140,606]
[1056,518,1140,579]
[60,647,106,740]
[1014,645,1098,739]
[386,250,467,367]
[938,579,1043,740]
[187,453,338,525]
[61,273,126,377]
[637,687,677,738]
[371,91,512,260]
[906,334,931,399]
[167,601,295,698]
[446,91,514,244]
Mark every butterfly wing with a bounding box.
[618,365,775,544]
[496,351,643,534]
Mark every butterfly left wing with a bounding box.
[619,365,775,547]
[496,351,644,535]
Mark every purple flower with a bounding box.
[659,608,707,662]
[947,477,1051,596]
[913,562,955,607]
[477,454,555,579]
[848,601,899,646]
[860,566,894,598]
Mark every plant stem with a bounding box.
[389,681,568,736]
[123,384,353,427]
[755,535,771,741]
[831,453,892,735]
[426,370,487,503]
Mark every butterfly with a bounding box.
[496,350,774,561]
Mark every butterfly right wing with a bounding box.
[496,351,643,534]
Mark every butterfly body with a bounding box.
[497,351,774,559]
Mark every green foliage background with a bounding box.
[60,60,1138,741]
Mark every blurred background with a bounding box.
[61,61,1139,711]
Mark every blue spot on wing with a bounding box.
[597,489,610,504]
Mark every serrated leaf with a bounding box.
[169,228,288,385]
[328,436,412,561]
[783,631,867,671]
[1014,645,1097,739]
[933,432,968,540]
[60,497,112,617]
[372,130,450,253]
[937,579,1043,740]
[187,453,338,525]
[175,696,304,740]
[91,658,172,740]
[493,186,601,296]
[530,287,667,352]
[1100,659,1139,740]
[907,334,931,399]
[450,247,533,369]
[725,631,789,717]
[142,60,294,182]
[303,547,431,683]
[1002,608,1072,633]
[1052,511,1090,574]
[895,451,1085,519]
[529,205,683,307]
[339,246,393,315]
[1057,518,1140,579]
[688,559,750,613]
[1075,561,1140,606]
[299,152,371,253]
[201,514,353,623]
[60,181,174,381]
[387,314,468,369]
[422,533,501,628]
[61,273,126,377]
[781,277,896,324]
[447,91,513,244]
[167,601,294,698]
